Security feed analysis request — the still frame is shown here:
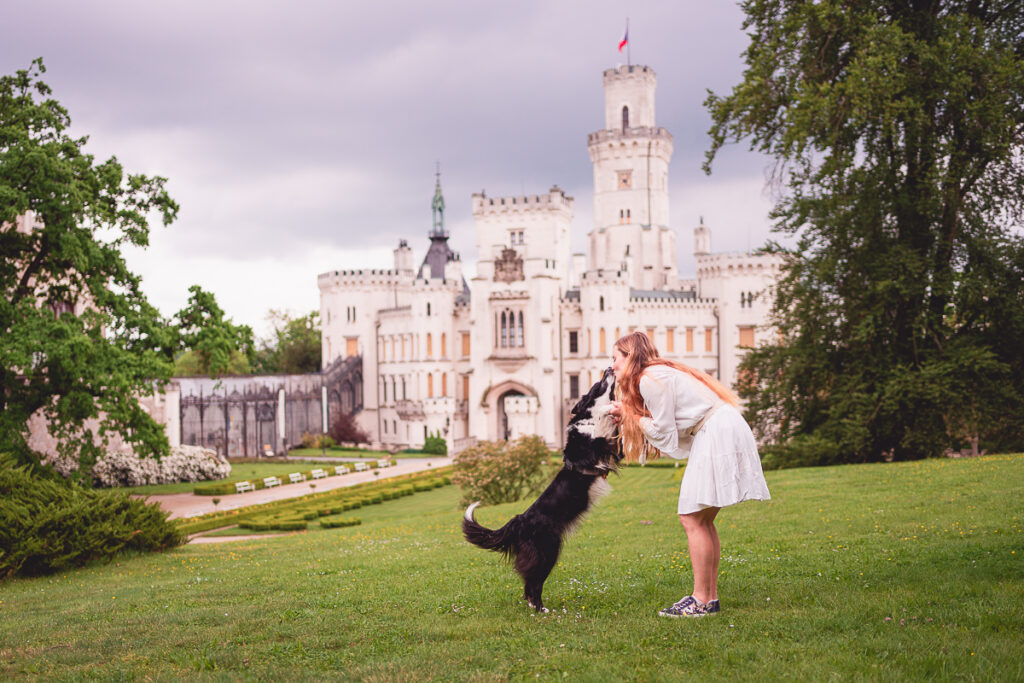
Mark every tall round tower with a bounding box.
[586,64,676,290]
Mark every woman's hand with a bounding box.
[608,401,622,423]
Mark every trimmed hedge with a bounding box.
[0,455,184,580]
[319,517,362,529]
[177,466,454,536]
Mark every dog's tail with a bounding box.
[462,502,519,559]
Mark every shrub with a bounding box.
[300,432,336,450]
[0,455,184,580]
[760,433,844,470]
[451,435,550,506]
[92,445,231,488]
[329,411,370,445]
[423,431,448,456]
[319,517,362,529]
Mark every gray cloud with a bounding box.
[2,0,779,333]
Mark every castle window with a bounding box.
[500,311,508,347]
[705,327,714,353]
[569,374,580,399]
[516,311,524,347]
[599,296,605,312]
[441,332,447,358]
[402,377,407,400]
[599,328,607,354]
[427,302,431,316]
[686,328,694,353]
[442,372,448,397]
[427,373,434,398]
[665,328,675,353]
[463,375,470,401]
[739,326,755,349]
[622,105,629,132]
[461,332,471,357]
[382,379,387,403]
[426,333,433,357]
[568,330,578,354]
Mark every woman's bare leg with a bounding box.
[679,507,721,605]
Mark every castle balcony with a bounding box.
[587,126,673,146]
[395,399,425,420]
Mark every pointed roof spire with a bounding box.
[431,162,446,238]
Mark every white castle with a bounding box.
[318,64,782,452]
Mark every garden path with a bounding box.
[140,457,446,520]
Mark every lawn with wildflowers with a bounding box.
[1,454,1022,680]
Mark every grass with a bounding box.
[285,448,394,459]
[2,454,1022,680]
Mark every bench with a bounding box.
[334,465,350,475]
[263,476,281,488]
[235,481,254,493]
[377,460,392,468]
[263,443,275,457]
[289,472,305,484]
[354,462,369,472]
[310,468,327,479]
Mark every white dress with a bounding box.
[638,365,770,515]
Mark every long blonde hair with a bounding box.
[614,332,739,462]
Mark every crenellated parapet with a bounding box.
[472,186,573,218]
[317,268,408,291]
[695,251,785,279]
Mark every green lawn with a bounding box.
[2,454,1022,680]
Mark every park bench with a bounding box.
[377,460,391,468]
[310,468,327,479]
[354,462,369,472]
[263,476,281,488]
[289,472,305,484]
[334,465,350,475]
[263,443,275,457]
[235,481,254,493]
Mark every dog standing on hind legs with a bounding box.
[462,367,621,612]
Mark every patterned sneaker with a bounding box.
[658,595,709,618]
[706,599,720,614]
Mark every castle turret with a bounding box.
[694,218,710,256]
[587,65,676,290]
[394,239,414,275]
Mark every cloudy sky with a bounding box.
[3,1,780,338]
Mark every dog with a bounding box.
[462,366,621,612]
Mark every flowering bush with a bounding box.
[451,435,551,506]
[300,432,336,450]
[92,445,231,488]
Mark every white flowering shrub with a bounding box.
[92,445,231,488]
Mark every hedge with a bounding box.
[319,517,362,529]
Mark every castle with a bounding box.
[318,64,782,452]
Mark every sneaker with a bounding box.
[706,599,720,614]
[658,595,709,618]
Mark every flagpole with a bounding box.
[626,18,631,67]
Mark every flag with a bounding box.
[618,26,629,52]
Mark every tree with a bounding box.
[172,285,255,377]
[252,310,321,375]
[706,2,1024,462]
[0,59,179,476]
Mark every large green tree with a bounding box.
[706,2,1024,461]
[252,310,321,375]
[172,285,255,377]
[1,59,179,474]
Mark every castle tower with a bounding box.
[587,65,677,290]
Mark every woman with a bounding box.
[608,332,770,617]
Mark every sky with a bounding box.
[2,1,781,339]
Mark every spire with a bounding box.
[431,162,446,237]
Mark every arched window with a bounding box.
[517,311,524,347]
[599,296,605,312]
[622,105,629,132]
[500,311,508,347]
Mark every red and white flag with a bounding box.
[618,26,629,52]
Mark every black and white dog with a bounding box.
[462,367,621,612]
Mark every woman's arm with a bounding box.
[638,373,679,455]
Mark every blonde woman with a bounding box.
[608,332,770,617]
